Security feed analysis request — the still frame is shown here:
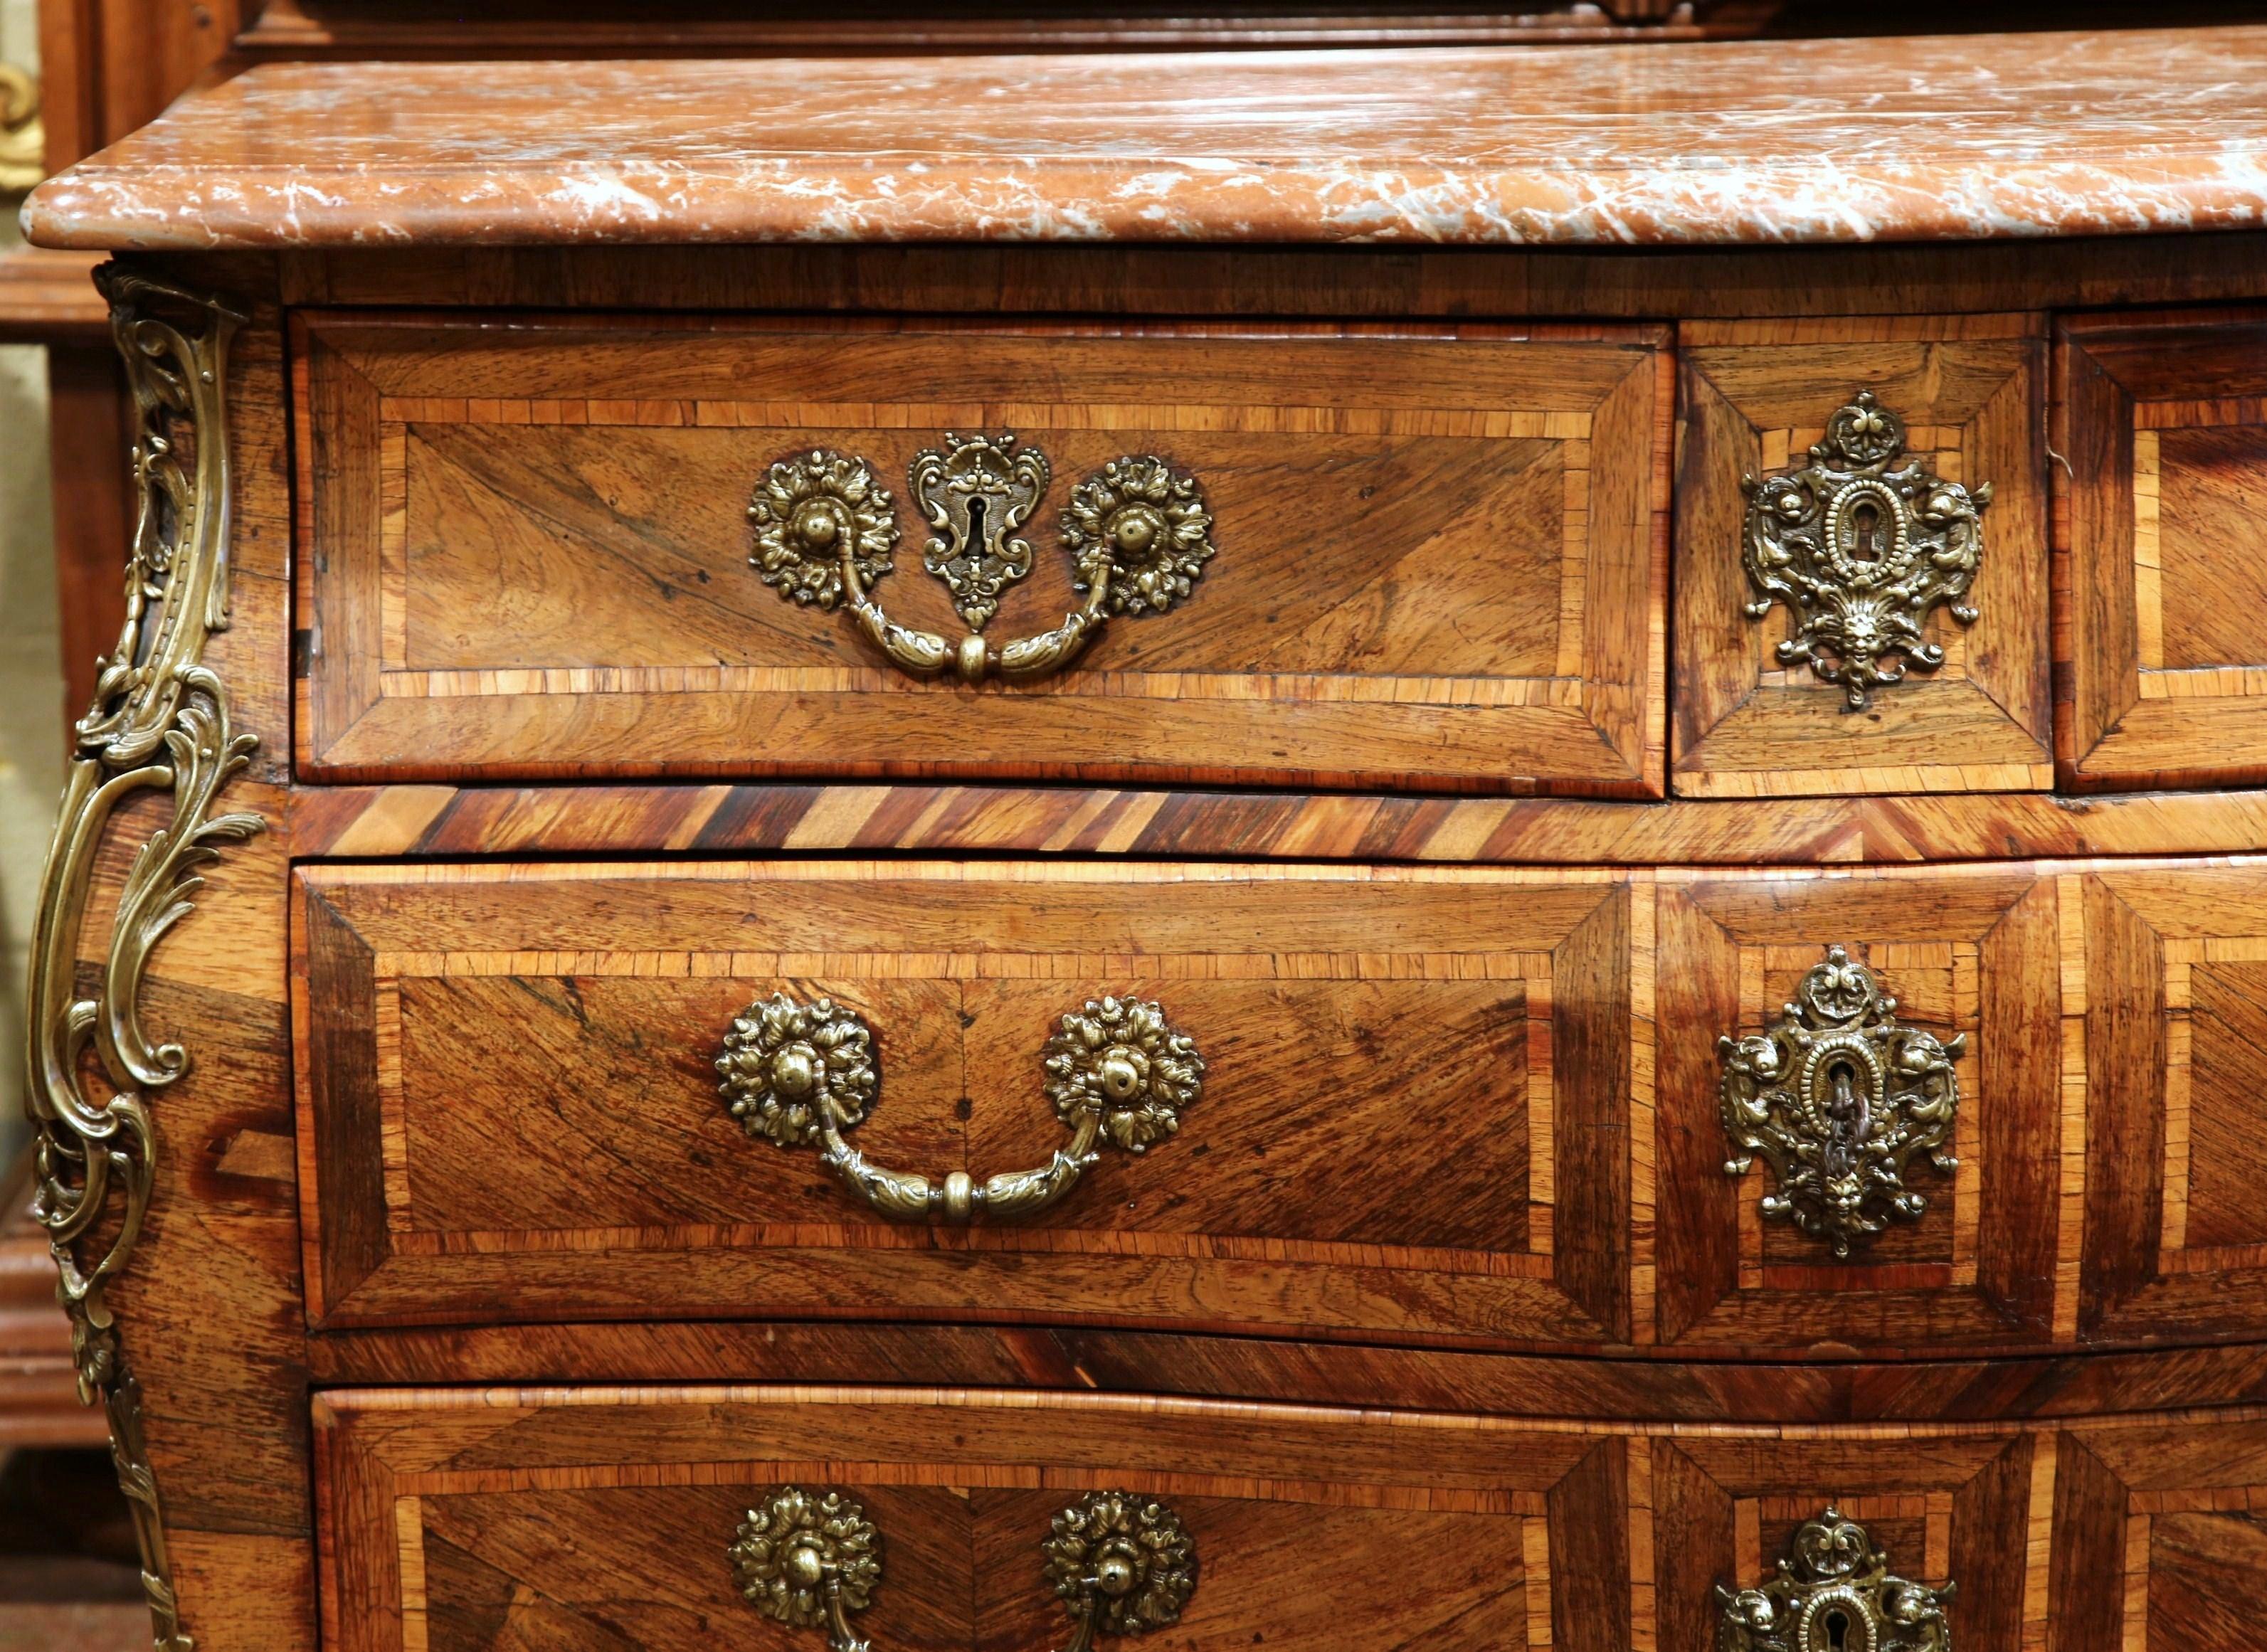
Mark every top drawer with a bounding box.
[295,314,1667,794]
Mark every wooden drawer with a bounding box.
[2060,307,2267,789]
[292,861,1639,1345]
[1674,317,2049,798]
[317,1385,2267,1652]
[295,313,1667,795]
[297,856,2267,1358]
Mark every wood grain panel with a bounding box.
[295,852,2267,1359]
[1657,1428,2034,1652]
[298,1322,2267,1427]
[2058,307,2267,789]
[292,861,1634,1347]
[2073,863,2267,1343]
[272,234,2267,324]
[2047,1413,2267,1652]
[289,776,2267,866]
[297,312,1667,796]
[1674,316,2049,798]
[1651,863,2064,1353]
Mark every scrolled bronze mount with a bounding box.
[717,992,1202,1223]
[26,265,260,1652]
[1740,390,1992,710]
[734,1486,1197,1652]
[749,433,1217,685]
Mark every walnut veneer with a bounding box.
[28,31,2267,1652]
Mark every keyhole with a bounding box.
[1849,501,1883,561]
[963,494,988,552]
[1823,1609,1850,1650]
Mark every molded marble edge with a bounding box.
[26,28,2267,250]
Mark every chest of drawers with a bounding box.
[26,29,2267,1652]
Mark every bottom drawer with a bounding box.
[313,1387,2267,1651]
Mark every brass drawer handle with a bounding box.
[748,435,1217,684]
[717,992,1203,1223]
[1716,946,1962,1258]
[733,1486,1198,1652]
[1718,1506,1954,1652]
[1740,390,1992,710]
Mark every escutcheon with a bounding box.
[1740,390,1992,710]
[1717,1506,1955,1652]
[912,430,1051,629]
[746,436,1217,684]
[1717,946,1962,1258]
[717,992,1203,1222]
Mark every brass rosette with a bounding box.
[746,449,901,610]
[716,992,879,1147]
[731,1484,1196,1652]
[1042,1490,1199,1638]
[731,1486,884,1635]
[746,435,1217,684]
[1042,995,1205,1153]
[716,991,1200,1223]
[1060,455,1217,615]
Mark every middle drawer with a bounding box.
[293,861,1635,1343]
[294,856,2267,1359]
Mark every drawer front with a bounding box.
[294,861,1638,1345]
[1652,858,2267,1355]
[2061,307,2267,789]
[2048,1409,2267,1648]
[296,313,1666,795]
[1652,861,2063,1351]
[1673,317,2049,798]
[318,1386,2267,1652]
[298,856,2267,1357]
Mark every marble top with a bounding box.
[26,26,2267,250]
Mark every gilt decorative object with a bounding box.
[747,438,1216,684]
[1717,946,1963,1258]
[1740,391,1992,710]
[1059,455,1218,616]
[719,992,1203,1223]
[1716,1507,1955,1652]
[26,265,257,1652]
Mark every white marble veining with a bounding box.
[25,26,2267,249]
